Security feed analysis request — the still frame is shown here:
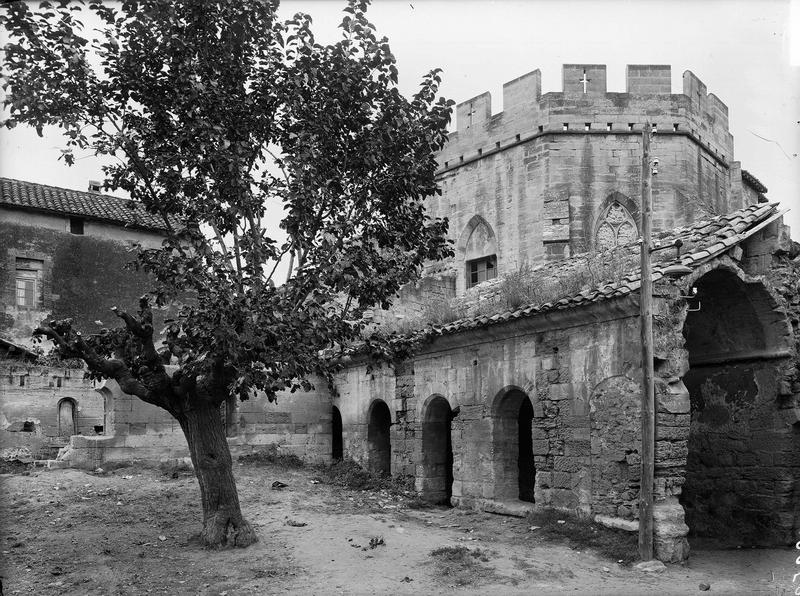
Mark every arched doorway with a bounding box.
[367,400,392,477]
[680,266,793,546]
[421,396,453,504]
[57,398,77,437]
[332,406,343,461]
[492,387,535,502]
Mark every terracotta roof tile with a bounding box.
[0,177,178,233]
[399,202,782,344]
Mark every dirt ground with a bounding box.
[0,462,795,596]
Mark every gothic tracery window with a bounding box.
[595,202,637,251]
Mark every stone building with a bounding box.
[332,65,800,561]
[0,177,173,459]
[4,64,797,563]
[0,177,334,465]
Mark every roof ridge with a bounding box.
[0,176,136,204]
[395,203,780,345]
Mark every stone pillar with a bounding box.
[653,498,690,562]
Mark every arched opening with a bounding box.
[680,267,793,547]
[457,215,498,292]
[367,400,392,477]
[421,396,453,504]
[492,388,535,502]
[57,398,77,437]
[332,406,343,461]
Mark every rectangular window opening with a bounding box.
[459,155,464,163]
[15,258,44,308]
[515,134,521,142]
[537,125,544,133]
[70,217,84,235]
[467,255,498,289]
[673,123,679,132]
[477,148,483,156]
[562,123,569,131]
[584,123,591,131]
[495,141,501,149]
[606,122,612,131]
[628,123,634,131]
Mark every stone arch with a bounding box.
[331,406,343,461]
[679,262,795,547]
[491,386,535,502]
[593,192,639,251]
[456,215,498,292]
[367,399,392,477]
[57,398,77,437]
[420,394,454,504]
[95,383,114,435]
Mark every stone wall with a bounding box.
[1,219,166,347]
[0,363,103,459]
[55,375,334,468]
[334,247,798,561]
[424,65,759,294]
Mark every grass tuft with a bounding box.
[429,546,493,586]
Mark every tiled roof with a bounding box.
[0,336,38,361]
[0,177,175,233]
[403,203,782,343]
[741,170,768,194]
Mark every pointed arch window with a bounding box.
[461,216,497,289]
[595,202,637,251]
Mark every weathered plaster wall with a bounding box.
[1,220,166,347]
[0,363,103,459]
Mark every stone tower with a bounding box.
[427,64,767,295]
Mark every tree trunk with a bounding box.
[177,403,257,548]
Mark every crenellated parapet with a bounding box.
[438,64,734,174]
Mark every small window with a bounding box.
[70,217,84,235]
[477,148,483,156]
[562,123,569,131]
[537,125,544,133]
[606,122,612,131]
[673,123,679,132]
[584,123,591,131]
[15,258,43,308]
[628,123,635,131]
[495,141,501,149]
[467,255,497,288]
[515,134,521,142]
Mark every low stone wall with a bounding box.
[0,363,103,460]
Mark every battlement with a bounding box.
[442,64,733,171]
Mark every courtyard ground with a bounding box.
[0,459,795,595]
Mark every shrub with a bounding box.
[238,444,305,469]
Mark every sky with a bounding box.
[1,0,798,233]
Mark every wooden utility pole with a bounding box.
[639,122,655,561]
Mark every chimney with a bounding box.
[88,180,102,193]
